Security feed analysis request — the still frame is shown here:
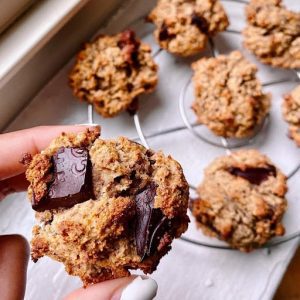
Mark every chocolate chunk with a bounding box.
[158,24,169,41]
[124,65,132,77]
[134,183,157,257]
[143,83,152,90]
[191,13,209,34]
[126,83,133,92]
[147,210,171,256]
[118,29,138,49]
[134,183,170,259]
[118,29,140,66]
[228,165,277,185]
[32,147,94,211]
[127,97,139,116]
[158,23,176,41]
[123,45,140,66]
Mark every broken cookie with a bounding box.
[25,127,189,285]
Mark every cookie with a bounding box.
[192,51,271,138]
[190,149,287,252]
[282,85,300,146]
[24,127,189,286]
[243,0,300,69]
[147,0,229,57]
[69,30,158,118]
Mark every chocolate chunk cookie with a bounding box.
[24,127,189,285]
[243,0,300,69]
[69,30,158,117]
[147,0,229,57]
[190,149,287,252]
[192,51,271,138]
[282,85,300,146]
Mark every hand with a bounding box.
[0,126,157,300]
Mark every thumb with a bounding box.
[0,235,29,300]
[64,276,158,300]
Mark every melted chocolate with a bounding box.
[228,165,276,185]
[32,147,94,211]
[134,183,169,259]
[191,13,209,34]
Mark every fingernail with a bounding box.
[74,124,99,128]
[120,276,158,300]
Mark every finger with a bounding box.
[0,173,28,201]
[0,235,29,300]
[64,276,158,300]
[0,125,99,181]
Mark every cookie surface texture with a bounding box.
[192,51,270,138]
[191,149,287,251]
[69,30,158,117]
[26,128,189,285]
[243,0,300,69]
[148,0,229,56]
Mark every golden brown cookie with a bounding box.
[69,30,158,117]
[192,51,271,138]
[24,128,189,286]
[243,0,300,69]
[190,149,287,252]
[147,0,229,57]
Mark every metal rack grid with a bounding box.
[88,0,300,251]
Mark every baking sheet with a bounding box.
[1,0,300,299]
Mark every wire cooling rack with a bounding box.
[87,0,300,251]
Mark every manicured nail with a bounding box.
[120,276,158,300]
[75,123,99,127]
